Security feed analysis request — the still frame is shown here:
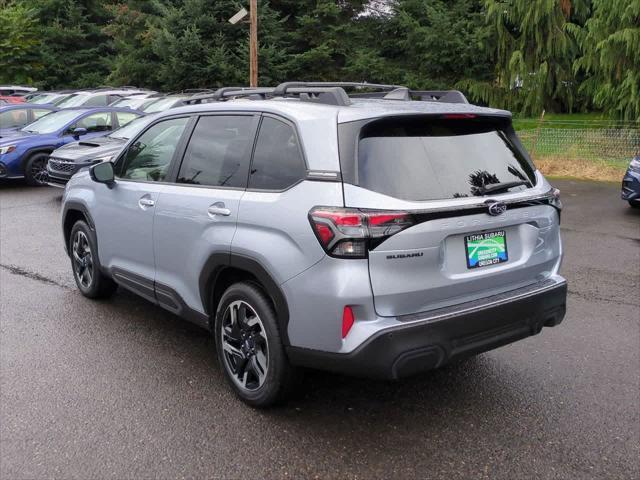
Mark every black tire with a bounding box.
[629,200,640,209]
[69,220,117,299]
[24,152,50,186]
[214,282,296,407]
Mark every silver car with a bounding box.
[61,83,567,407]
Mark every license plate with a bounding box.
[464,230,508,269]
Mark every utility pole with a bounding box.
[249,0,258,87]
[229,3,258,87]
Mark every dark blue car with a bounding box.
[0,107,143,185]
[621,155,640,208]
[0,104,58,135]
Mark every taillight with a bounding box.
[309,207,414,258]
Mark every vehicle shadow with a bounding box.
[103,287,542,419]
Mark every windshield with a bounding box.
[112,97,147,109]
[29,93,61,105]
[56,94,91,108]
[20,109,81,134]
[107,115,153,140]
[348,116,535,201]
[143,97,183,113]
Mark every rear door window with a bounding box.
[248,117,306,190]
[177,115,254,188]
[348,116,535,201]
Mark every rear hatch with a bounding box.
[337,114,562,317]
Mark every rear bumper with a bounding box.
[287,279,567,379]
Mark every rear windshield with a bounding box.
[347,116,535,201]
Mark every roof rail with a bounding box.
[273,82,405,96]
[213,87,274,100]
[282,87,352,106]
[182,88,215,94]
[349,88,468,104]
[273,82,413,106]
[181,87,275,105]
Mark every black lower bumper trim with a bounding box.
[287,281,567,380]
[46,174,69,187]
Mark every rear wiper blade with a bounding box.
[478,180,530,195]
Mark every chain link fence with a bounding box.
[514,120,639,180]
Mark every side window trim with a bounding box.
[170,112,260,190]
[246,113,309,193]
[113,114,194,183]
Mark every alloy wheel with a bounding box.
[220,300,269,391]
[72,231,94,289]
[30,158,49,185]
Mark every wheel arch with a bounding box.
[62,201,95,255]
[201,253,291,344]
[20,146,55,170]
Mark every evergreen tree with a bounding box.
[461,0,590,115]
[105,0,166,89]
[570,0,640,121]
[0,1,42,84]
[29,0,115,88]
[384,0,493,89]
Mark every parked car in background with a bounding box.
[110,96,159,111]
[621,155,640,208]
[0,95,26,104]
[141,95,190,113]
[28,91,79,106]
[47,114,155,187]
[55,88,151,109]
[0,104,58,135]
[0,107,143,185]
[0,85,38,96]
[140,90,213,113]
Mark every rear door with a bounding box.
[152,113,259,314]
[339,115,562,317]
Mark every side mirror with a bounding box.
[90,161,115,186]
[72,127,87,139]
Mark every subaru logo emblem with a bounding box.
[487,201,507,216]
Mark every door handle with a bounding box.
[208,202,231,217]
[138,197,155,209]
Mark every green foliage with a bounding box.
[0,0,637,120]
[388,0,493,89]
[571,0,640,121]
[0,1,42,84]
[461,0,590,116]
[27,0,115,88]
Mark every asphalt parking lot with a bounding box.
[1,179,638,479]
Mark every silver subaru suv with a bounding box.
[61,83,567,407]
